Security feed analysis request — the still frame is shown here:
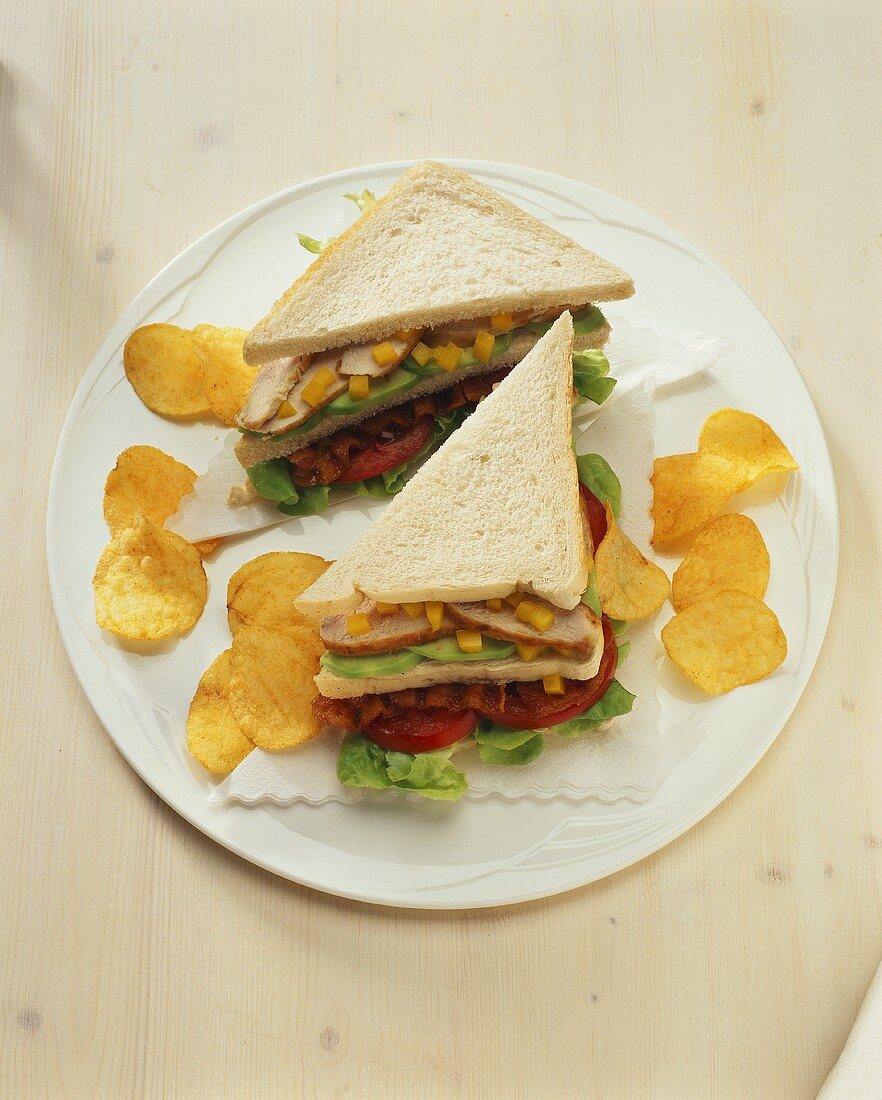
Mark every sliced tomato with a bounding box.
[335,417,434,483]
[579,483,608,550]
[364,707,480,754]
[485,617,618,729]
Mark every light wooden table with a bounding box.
[3,2,880,1096]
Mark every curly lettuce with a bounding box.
[336,734,467,801]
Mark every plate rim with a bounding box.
[47,158,839,908]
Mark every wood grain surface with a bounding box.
[2,2,880,1096]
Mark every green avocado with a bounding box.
[325,367,419,415]
[409,636,516,662]
[320,649,424,679]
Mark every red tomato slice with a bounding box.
[579,482,608,551]
[485,617,618,730]
[364,707,480,754]
[335,417,434,484]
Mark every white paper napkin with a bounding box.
[818,958,882,1098]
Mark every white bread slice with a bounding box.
[235,323,609,467]
[244,161,633,364]
[296,314,588,616]
[315,648,603,699]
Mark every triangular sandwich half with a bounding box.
[298,314,609,716]
[235,162,633,511]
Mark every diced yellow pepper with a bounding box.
[543,674,565,695]
[485,597,503,612]
[348,375,370,400]
[371,341,399,368]
[504,591,525,609]
[277,399,296,418]
[425,601,444,630]
[515,599,541,625]
[472,330,496,364]
[402,601,425,618]
[530,605,556,633]
[301,366,336,408]
[346,613,371,637]
[410,341,432,367]
[490,312,514,333]
[516,643,546,662]
[456,630,483,654]
[433,342,463,372]
[375,602,399,615]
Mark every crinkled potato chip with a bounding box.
[661,590,786,695]
[651,452,744,546]
[104,445,222,559]
[595,503,670,620]
[124,323,211,418]
[186,650,253,774]
[227,552,330,637]
[93,516,208,639]
[698,408,798,492]
[672,514,770,611]
[228,625,324,749]
[192,325,260,427]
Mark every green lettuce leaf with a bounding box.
[295,232,333,254]
[475,732,545,766]
[473,722,538,751]
[616,640,631,664]
[554,680,636,737]
[383,748,468,801]
[576,453,622,518]
[611,618,628,637]
[336,734,393,789]
[572,349,616,405]
[336,737,468,800]
[581,570,602,615]
[246,458,297,502]
[276,484,331,516]
[343,189,377,213]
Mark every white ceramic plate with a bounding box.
[48,160,838,908]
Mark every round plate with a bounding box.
[48,160,838,908]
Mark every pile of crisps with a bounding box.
[93,446,216,640]
[187,552,330,774]
[124,323,259,426]
[651,409,796,695]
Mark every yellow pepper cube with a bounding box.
[346,613,371,637]
[301,366,336,408]
[425,601,444,630]
[485,597,503,612]
[516,643,545,662]
[401,601,425,618]
[530,605,556,633]
[504,591,525,609]
[410,341,432,367]
[543,674,565,695]
[490,312,514,333]
[515,599,541,625]
[456,630,483,654]
[375,602,399,615]
[277,399,296,418]
[371,341,399,369]
[472,331,496,364]
[348,375,370,400]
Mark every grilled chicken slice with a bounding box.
[238,356,304,429]
[253,348,348,433]
[338,332,422,378]
[446,599,601,657]
[321,600,454,655]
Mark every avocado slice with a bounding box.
[409,636,516,662]
[320,649,425,679]
[325,367,420,415]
